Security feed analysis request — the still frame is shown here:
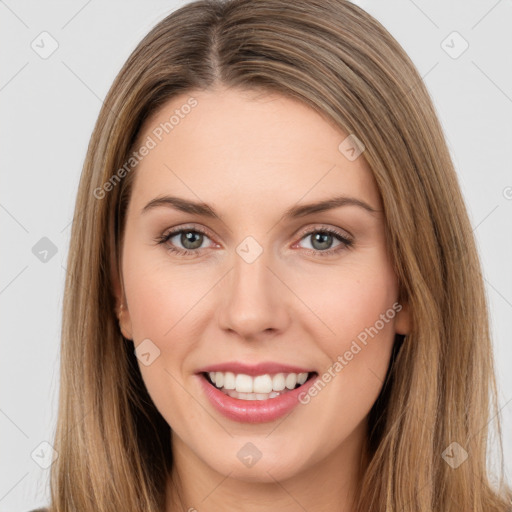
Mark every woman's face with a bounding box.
[116,86,410,483]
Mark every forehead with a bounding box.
[128,87,381,217]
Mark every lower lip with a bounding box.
[197,372,319,424]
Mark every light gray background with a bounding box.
[1,1,511,510]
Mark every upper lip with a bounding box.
[196,361,315,376]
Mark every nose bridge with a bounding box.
[217,236,289,338]
[234,238,270,296]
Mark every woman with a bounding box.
[37,0,512,510]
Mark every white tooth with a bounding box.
[240,392,256,400]
[210,371,308,393]
[297,372,308,385]
[285,373,297,389]
[269,391,281,399]
[223,371,236,390]
[253,374,273,393]
[272,373,286,391]
[235,373,253,393]
[255,393,268,400]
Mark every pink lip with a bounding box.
[196,361,314,376]
[196,372,319,424]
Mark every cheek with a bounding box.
[295,255,399,341]
[122,245,214,342]
[291,254,399,389]
[121,247,210,428]
[286,260,400,438]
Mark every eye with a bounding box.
[155,224,354,258]
[155,226,216,256]
[294,226,353,256]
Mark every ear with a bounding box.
[394,301,411,335]
[111,254,133,341]
[117,302,134,340]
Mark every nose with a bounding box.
[216,245,291,341]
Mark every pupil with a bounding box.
[182,231,203,249]
[312,232,332,250]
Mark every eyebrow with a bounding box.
[140,194,380,220]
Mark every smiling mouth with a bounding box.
[201,371,318,401]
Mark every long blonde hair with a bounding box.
[50,0,512,510]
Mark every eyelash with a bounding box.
[154,225,354,257]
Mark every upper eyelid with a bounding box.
[296,223,352,239]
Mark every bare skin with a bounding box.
[114,86,411,512]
